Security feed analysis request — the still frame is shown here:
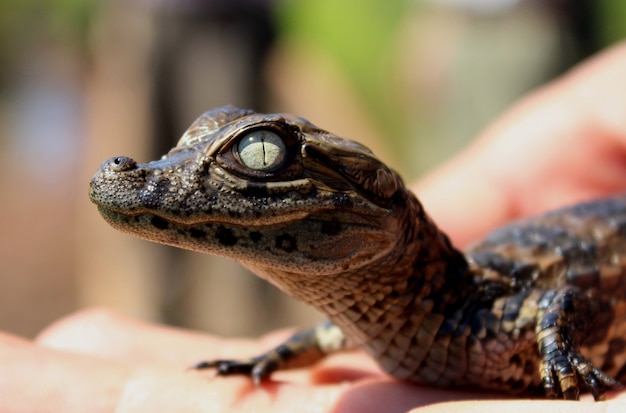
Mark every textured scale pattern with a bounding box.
[90,106,626,400]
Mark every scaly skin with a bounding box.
[89,106,626,400]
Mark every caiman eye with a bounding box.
[215,120,302,181]
[237,130,287,171]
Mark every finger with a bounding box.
[36,308,288,367]
[0,332,128,413]
[35,308,384,383]
[0,331,348,413]
[32,310,509,410]
[31,321,489,412]
[410,395,626,413]
[414,41,626,246]
[31,313,621,411]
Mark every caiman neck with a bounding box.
[254,190,473,345]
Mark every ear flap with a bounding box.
[305,143,400,202]
[333,154,399,200]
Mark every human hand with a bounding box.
[1,307,622,413]
[415,41,626,248]
[5,42,626,413]
[16,310,497,413]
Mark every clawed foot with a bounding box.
[192,322,342,385]
[192,356,280,385]
[539,350,623,400]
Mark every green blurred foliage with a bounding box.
[0,0,96,84]
[275,0,413,153]
[598,0,626,45]
[0,0,95,43]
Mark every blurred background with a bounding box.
[0,0,624,339]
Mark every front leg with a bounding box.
[536,288,622,400]
[194,320,347,384]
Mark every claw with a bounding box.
[539,350,623,400]
[190,355,279,386]
[192,358,256,376]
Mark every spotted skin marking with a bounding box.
[275,234,297,253]
[320,220,342,236]
[90,106,626,401]
[190,228,206,239]
[150,216,169,230]
[249,231,262,243]
[215,226,237,246]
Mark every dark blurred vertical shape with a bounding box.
[76,1,165,321]
[549,0,599,70]
[150,0,276,157]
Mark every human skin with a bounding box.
[3,42,626,413]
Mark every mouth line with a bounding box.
[95,204,311,229]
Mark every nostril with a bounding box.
[107,156,137,172]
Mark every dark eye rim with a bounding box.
[215,121,303,181]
